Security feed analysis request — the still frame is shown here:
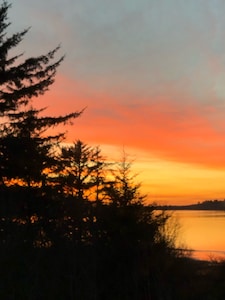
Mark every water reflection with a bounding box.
[170,210,225,261]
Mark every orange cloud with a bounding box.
[73,100,225,168]
[35,75,225,169]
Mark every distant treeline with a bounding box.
[156,199,225,211]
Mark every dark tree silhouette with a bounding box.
[0,2,82,186]
[0,107,80,187]
[0,2,63,115]
[55,141,108,245]
[59,140,106,200]
[0,1,82,249]
[104,151,145,207]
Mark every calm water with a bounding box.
[169,210,225,261]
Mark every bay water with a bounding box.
[169,210,225,261]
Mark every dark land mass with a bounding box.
[155,199,225,211]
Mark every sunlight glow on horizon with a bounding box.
[60,142,225,206]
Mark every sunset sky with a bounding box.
[8,0,225,205]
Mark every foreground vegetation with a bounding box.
[1,2,225,299]
[1,182,225,300]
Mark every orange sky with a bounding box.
[9,0,225,205]
[34,77,225,206]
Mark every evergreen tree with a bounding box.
[0,107,80,187]
[0,2,63,115]
[104,151,145,206]
[0,1,82,247]
[0,1,82,186]
[59,140,106,200]
[56,141,107,246]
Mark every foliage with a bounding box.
[104,150,145,207]
[0,1,82,187]
[58,140,106,200]
[0,2,62,114]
